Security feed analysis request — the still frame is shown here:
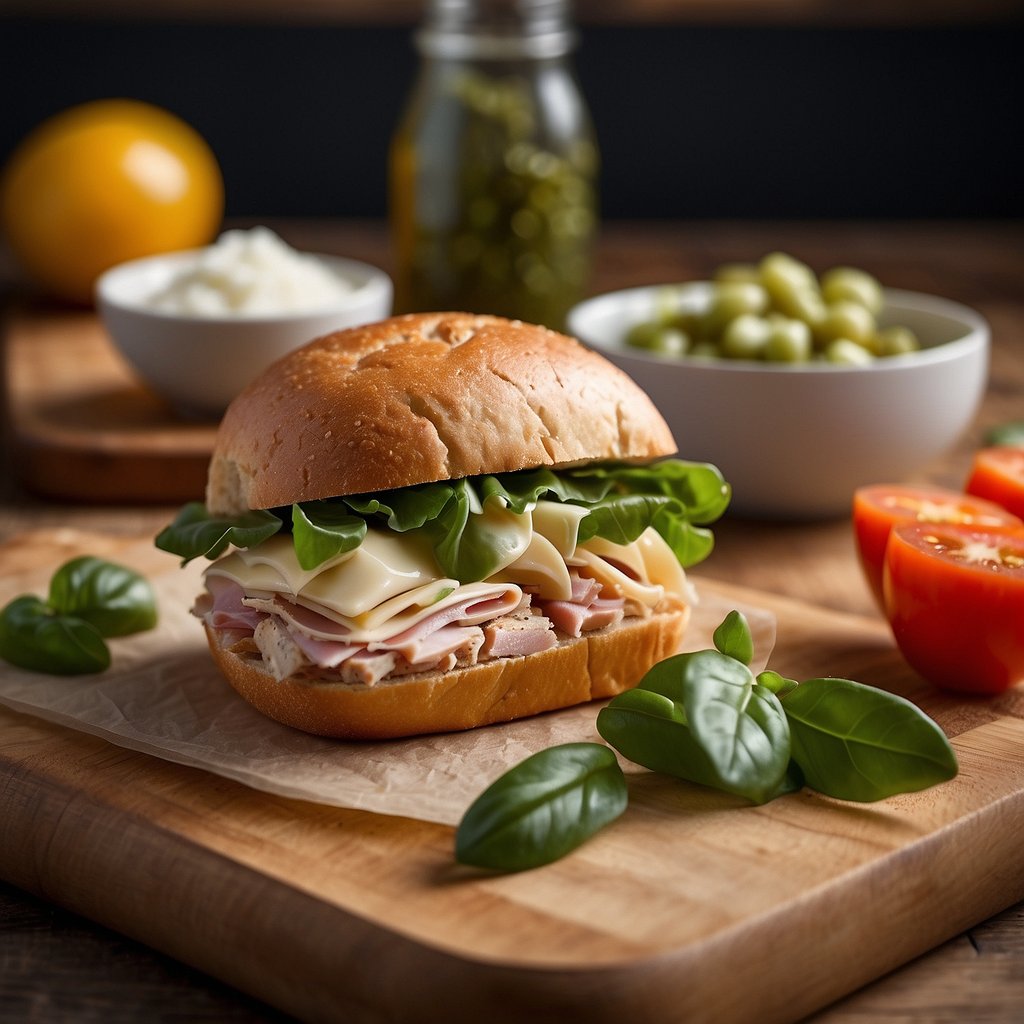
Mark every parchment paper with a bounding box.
[0,541,775,826]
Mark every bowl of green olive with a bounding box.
[567,253,989,519]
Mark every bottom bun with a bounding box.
[203,600,690,740]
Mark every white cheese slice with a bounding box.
[204,551,289,594]
[575,534,649,581]
[489,530,573,600]
[531,499,589,558]
[300,528,444,617]
[635,527,692,602]
[570,542,665,607]
[235,534,354,593]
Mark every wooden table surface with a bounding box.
[1,219,1023,1021]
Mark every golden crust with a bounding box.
[206,312,677,515]
[203,599,689,740]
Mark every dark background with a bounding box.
[1,12,1021,221]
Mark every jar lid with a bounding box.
[417,0,577,59]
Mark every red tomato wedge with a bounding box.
[883,522,1024,694]
[966,447,1024,519]
[852,484,1023,609]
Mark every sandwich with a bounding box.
[156,312,729,739]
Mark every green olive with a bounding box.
[825,338,875,366]
[713,262,760,285]
[626,321,689,357]
[668,309,702,337]
[821,266,884,315]
[616,252,916,368]
[721,314,771,359]
[688,340,723,359]
[875,324,921,356]
[764,318,812,362]
[815,300,876,346]
[759,254,825,325]
[701,281,769,335]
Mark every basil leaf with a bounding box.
[782,677,959,802]
[155,502,282,563]
[597,688,724,791]
[713,609,753,665]
[640,650,790,803]
[757,670,799,697]
[47,557,157,637]
[0,595,110,675]
[455,743,628,871]
[292,502,367,571]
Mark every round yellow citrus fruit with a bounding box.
[1,99,224,304]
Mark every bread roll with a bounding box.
[193,312,691,739]
[207,312,677,516]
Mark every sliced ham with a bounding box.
[243,589,522,645]
[289,631,362,669]
[569,572,603,605]
[340,650,397,687]
[373,623,485,667]
[205,543,643,687]
[540,595,625,637]
[375,592,521,649]
[205,576,267,632]
[481,609,558,659]
[269,596,353,639]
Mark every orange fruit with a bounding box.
[1,99,223,303]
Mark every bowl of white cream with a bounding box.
[96,227,393,418]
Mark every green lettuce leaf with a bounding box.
[292,502,367,571]
[154,502,283,564]
[344,481,454,532]
[154,459,730,579]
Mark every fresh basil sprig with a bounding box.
[154,459,730,582]
[457,611,958,871]
[455,743,628,871]
[599,610,957,806]
[0,557,157,675]
[600,648,791,804]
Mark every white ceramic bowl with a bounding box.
[96,249,393,418]
[567,284,990,519]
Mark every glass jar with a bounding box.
[389,0,598,330]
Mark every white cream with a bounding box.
[146,227,353,316]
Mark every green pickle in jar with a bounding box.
[390,67,598,330]
[624,253,920,366]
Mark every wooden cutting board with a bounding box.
[1,530,1023,1024]
[3,308,217,502]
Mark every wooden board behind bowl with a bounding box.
[1,529,1024,1023]
[3,307,217,502]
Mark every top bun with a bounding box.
[207,312,676,515]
